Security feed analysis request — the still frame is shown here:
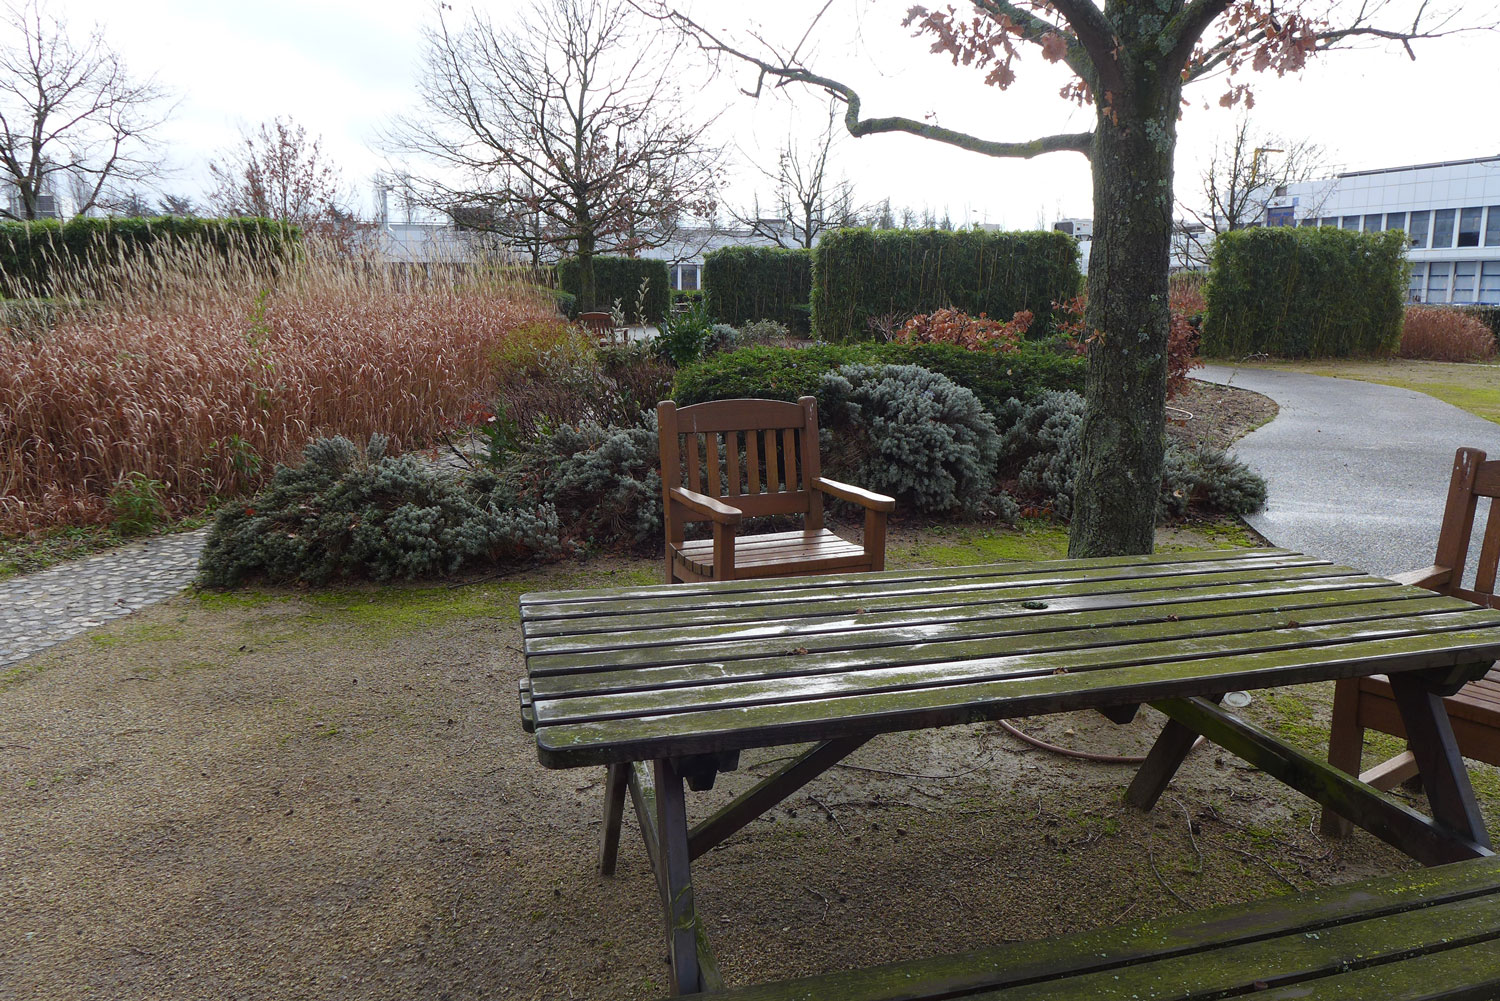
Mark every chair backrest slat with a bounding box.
[705,433,722,497]
[725,432,741,498]
[1473,457,1500,596]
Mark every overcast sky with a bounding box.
[53,0,1500,228]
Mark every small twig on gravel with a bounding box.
[1225,846,1300,891]
[833,762,983,780]
[1202,805,1331,867]
[808,795,847,836]
[1110,900,1141,924]
[1174,798,1205,874]
[1146,831,1191,911]
[804,886,830,923]
[435,429,478,472]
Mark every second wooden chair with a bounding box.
[1322,446,1500,835]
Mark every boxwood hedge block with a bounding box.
[557,256,670,322]
[810,227,1081,343]
[703,246,811,333]
[1202,227,1408,358]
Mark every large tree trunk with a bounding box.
[1067,81,1181,559]
[575,226,597,313]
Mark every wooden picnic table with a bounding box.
[517,547,1500,995]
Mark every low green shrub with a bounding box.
[197,435,566,588]
[496,337,673,438]
[506,419,662,549]
[1202,227,1407,358]
[108,471,170,536]
[549,287,577,318]
[652,296,714,366]
[996,391,1267,520]
[672,342,1084,413]
[819,363,1001,515]
[1159,444,1268,518]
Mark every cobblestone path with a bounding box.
[0,528,208,669]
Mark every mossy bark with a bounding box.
[1068,39,1183,559]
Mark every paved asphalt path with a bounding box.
[1194,364,1500,579]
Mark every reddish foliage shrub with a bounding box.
[896,307,1032,350]
[1052,285,1203,399]
[1399,306,1498,362]
[0,243,562,533]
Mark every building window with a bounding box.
[1480,262,1500,305]
[675,263,700,292]
[1385,212,1406,232]
[1486,207,1500,247]
[1321,217,1338,228]
[1458,208,1483,248]
[1426,262,1451,303]
[1408,210,1430,249]
[1432,208,1456,248]
[1363,213,1382,232]
[1409,263,1426,302]
[1341,216,1360,230]
[1299,218,1318,227]
[1453,261,1478,302]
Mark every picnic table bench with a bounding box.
[517,547,1500,995]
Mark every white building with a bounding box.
[1267,155,1500,305]
[1052,216,1205,273]
[638,221,790,291]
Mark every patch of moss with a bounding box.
[901,519,1071,568]
[89,623,186,648]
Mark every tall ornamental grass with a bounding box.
[0,238,564,533]
[1398,306,1498,362]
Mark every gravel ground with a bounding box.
[4,534,1470,1001]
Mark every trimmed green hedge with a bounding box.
[811,228,1081,343]
[1202,227,1408,358]
[0,216,301,297]
[673,341,1084,415]
[703,246,812,334]
[557,255,670,322]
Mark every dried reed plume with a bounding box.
[1,234,564,533]
[1398,305,1498,363]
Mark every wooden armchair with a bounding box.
[1322,447,1500,835]
[577,311,617,344]
[656,396,895,584]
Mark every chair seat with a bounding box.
[673,528,869,581]
[1356,665,1500,764]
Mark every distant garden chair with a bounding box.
[577,311,617,344]
[656,396,894,584]
[1323,446,1500,835]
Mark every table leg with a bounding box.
[599,763,629,876]
[1388,674,1491,849]
[1124,697,1220,811]
[653,758,702,995]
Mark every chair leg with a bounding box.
[1321,678,1365,837]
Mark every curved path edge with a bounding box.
[1195,364,1500,578]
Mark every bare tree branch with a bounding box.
[0,0,172,219]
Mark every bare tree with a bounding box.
[735,104,860,248]
[0,0,171,220]
[208,117,355,237]
[383,0,721,310]
[1177,115,1330,267]
[640,0,1491,558]
[156,192,195,217]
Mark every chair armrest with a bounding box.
[669,487,743,525]
[1390,565,1452,591]
[812,477,895,512]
